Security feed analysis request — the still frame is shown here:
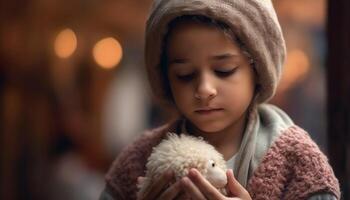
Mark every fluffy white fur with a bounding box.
[137,133,227,196]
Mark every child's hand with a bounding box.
[137,170,183,200]
[181,168,252,200]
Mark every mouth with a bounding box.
[195,108,224,115]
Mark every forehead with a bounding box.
[166,22,241,58]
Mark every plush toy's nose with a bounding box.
[206,167,227,188]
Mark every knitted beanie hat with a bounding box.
[145,0,286,106]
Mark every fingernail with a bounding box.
[228,169,235,179]
[189,168,197,177]
[181,177,190,186]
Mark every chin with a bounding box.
[195,122,227,133]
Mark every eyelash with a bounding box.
[176,73,195,81]
[176,67,238,81]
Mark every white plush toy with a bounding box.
[137,133,228,196]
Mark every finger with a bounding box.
[226,169,250,198]
[137,176,146,185]
[187,168,223,200]
[181,176,206,200]
[143,170,174,200]
[156,180,182,200]
[174,191,190,200]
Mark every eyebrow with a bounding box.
[211,53,240,61]
[169,53,239,66]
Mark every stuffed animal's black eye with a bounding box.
[212,163,215,167]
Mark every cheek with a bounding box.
[222,77,255,105]
[168,80,192,107]
[174,87,191,103]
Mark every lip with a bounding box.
[195,108,224,115]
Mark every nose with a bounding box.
[194,73,217,100]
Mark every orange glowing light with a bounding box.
[54,28,77,58]
[93,37,123,69]
[279,49,310,91]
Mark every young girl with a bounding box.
[100,0,340,199]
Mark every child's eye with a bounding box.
[215,67,238,77]
[176,73,195,81]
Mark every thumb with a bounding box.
[226,169,248,198]
[137,176,146,185]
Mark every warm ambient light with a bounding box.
[92,37,123,69]
[54,28,77,58]
[279,49,310,91]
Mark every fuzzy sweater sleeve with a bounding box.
[104,124,169,200]
[247,126,341,200]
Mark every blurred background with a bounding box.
[0,0,348,199]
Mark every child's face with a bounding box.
[166,21,256,133]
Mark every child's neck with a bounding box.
[186,114,248,161]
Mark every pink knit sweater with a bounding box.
[246,126,340,199]
[105,122,340,200]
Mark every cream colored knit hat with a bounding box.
[145,0,286,106]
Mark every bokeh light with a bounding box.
[54,28,77,59]
[279,49,310,91]
[92,37,123,69]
